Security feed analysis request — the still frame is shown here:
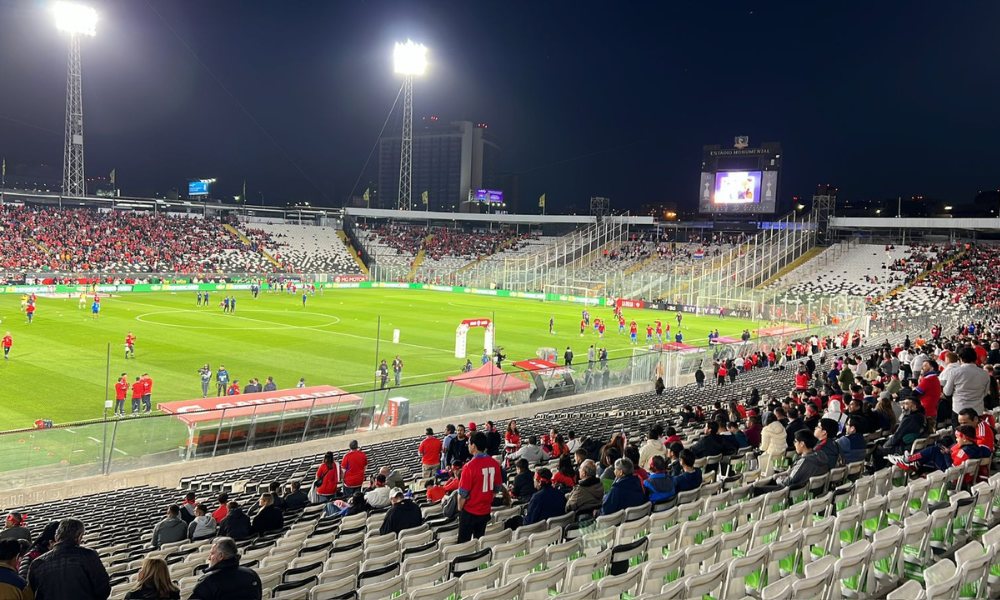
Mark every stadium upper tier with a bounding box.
[881,243,1000,314]
[0,206,361,275]
[249,223,362,275]
[765,243,923,299]
[764,241,994,314]
[355,222,547,280]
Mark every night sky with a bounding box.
[1,0,998,213]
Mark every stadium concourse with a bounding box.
[7,314,1000,600]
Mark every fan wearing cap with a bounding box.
[889,425,991,483]
[523,468,566,526]
[0,513,29,543]
[379,488,423,536]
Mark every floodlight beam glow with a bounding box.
[394,40,427,75]
[53,1,97,36]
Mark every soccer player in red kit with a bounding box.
[2,332,11,360]
[629,321,638,345]
[114,374,128,415]
[580,319,586,337]
[457,432,511,542]
[125,332,136,360]
[655,321,663,344]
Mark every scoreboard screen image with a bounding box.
[714,171,761,204]
[698,170,778,214]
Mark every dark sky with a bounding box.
[1,0,999,213]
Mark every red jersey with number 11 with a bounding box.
[459,454,503,516]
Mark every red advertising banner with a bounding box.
[461,318,492,328]
[158,385,362,426]
[333,275,368,283]
[615,299,645,310]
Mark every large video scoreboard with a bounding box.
[698,138,781,215]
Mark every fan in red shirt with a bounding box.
[504,420,521,451]
[315,452,340,500]
[341,440,369,493]
[957,408,995,453]
[418,428,444,480]
[795,366,810,391]
[913,360,941,426]
[130,376,144,415]
[114,373,128,416]
[125,331,136,360]
[140,373,153,413]
[457,432,511,542]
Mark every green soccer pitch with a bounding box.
[0,288,759,429]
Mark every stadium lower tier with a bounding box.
[6,335,998,600]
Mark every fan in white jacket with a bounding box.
[759,413,787,476]
[364,475,392,508]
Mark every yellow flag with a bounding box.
[242,180,246,201]
[110,168,115,186]
[539,193,546,208]
[2,158,5,180]
[421,190,429,206]
[363,188,370,204]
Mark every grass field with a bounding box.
[0,288,765,479]
[0,288,760,428]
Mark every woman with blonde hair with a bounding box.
[125,557,180,599]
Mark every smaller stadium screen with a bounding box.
[714,171,761,205]
[475,189,504,203]
[189,181,209,196]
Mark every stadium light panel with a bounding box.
[53,1,97,36]
[394,40,427,75]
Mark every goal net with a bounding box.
[543,285,597,300]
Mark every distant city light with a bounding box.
[394,40,427,76]
[53,2,97,36]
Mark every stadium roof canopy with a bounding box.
[830,216,1000,231]
[345,207,654,226]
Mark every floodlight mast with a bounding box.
[54,2,97,198]
[394,41,427,212]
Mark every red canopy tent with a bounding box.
[446,362,530,395]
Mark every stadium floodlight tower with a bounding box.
[54,1,97,198]
[393,40,427,212]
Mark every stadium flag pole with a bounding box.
[102,342,110,474]
[373,316,382,392]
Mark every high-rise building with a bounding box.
[378,119,499,212]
